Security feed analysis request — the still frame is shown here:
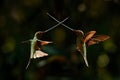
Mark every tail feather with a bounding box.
[83,56,89,67]
[26,58,31,69]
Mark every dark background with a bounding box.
[0,0,120,80]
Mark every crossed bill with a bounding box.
[47,13,110,67]
[24,13,110,69]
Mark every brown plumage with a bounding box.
[73,30,110,67]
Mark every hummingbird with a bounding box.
[25,31,52,69]
[73,30,110,67]
[24,16,69,69]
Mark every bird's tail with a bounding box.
[26,58,31,69]
[83,56,89,67]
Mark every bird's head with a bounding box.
[73,30,84,36]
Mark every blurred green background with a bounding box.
[0,0,120,80]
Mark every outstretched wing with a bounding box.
[87,35,110,46]
[26,50,48,69]
[37,40,53,46]
[33,50,48,59]
[84,31,96,43]
[33,40,52,58]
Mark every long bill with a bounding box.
[47,13,74,31]
[44,17,69,33]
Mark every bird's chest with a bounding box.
[76,37,84,46]
[33,41,41,50]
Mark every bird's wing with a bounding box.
[87,35,110,46]
[84,31,96,43]
[33,50,48,59]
